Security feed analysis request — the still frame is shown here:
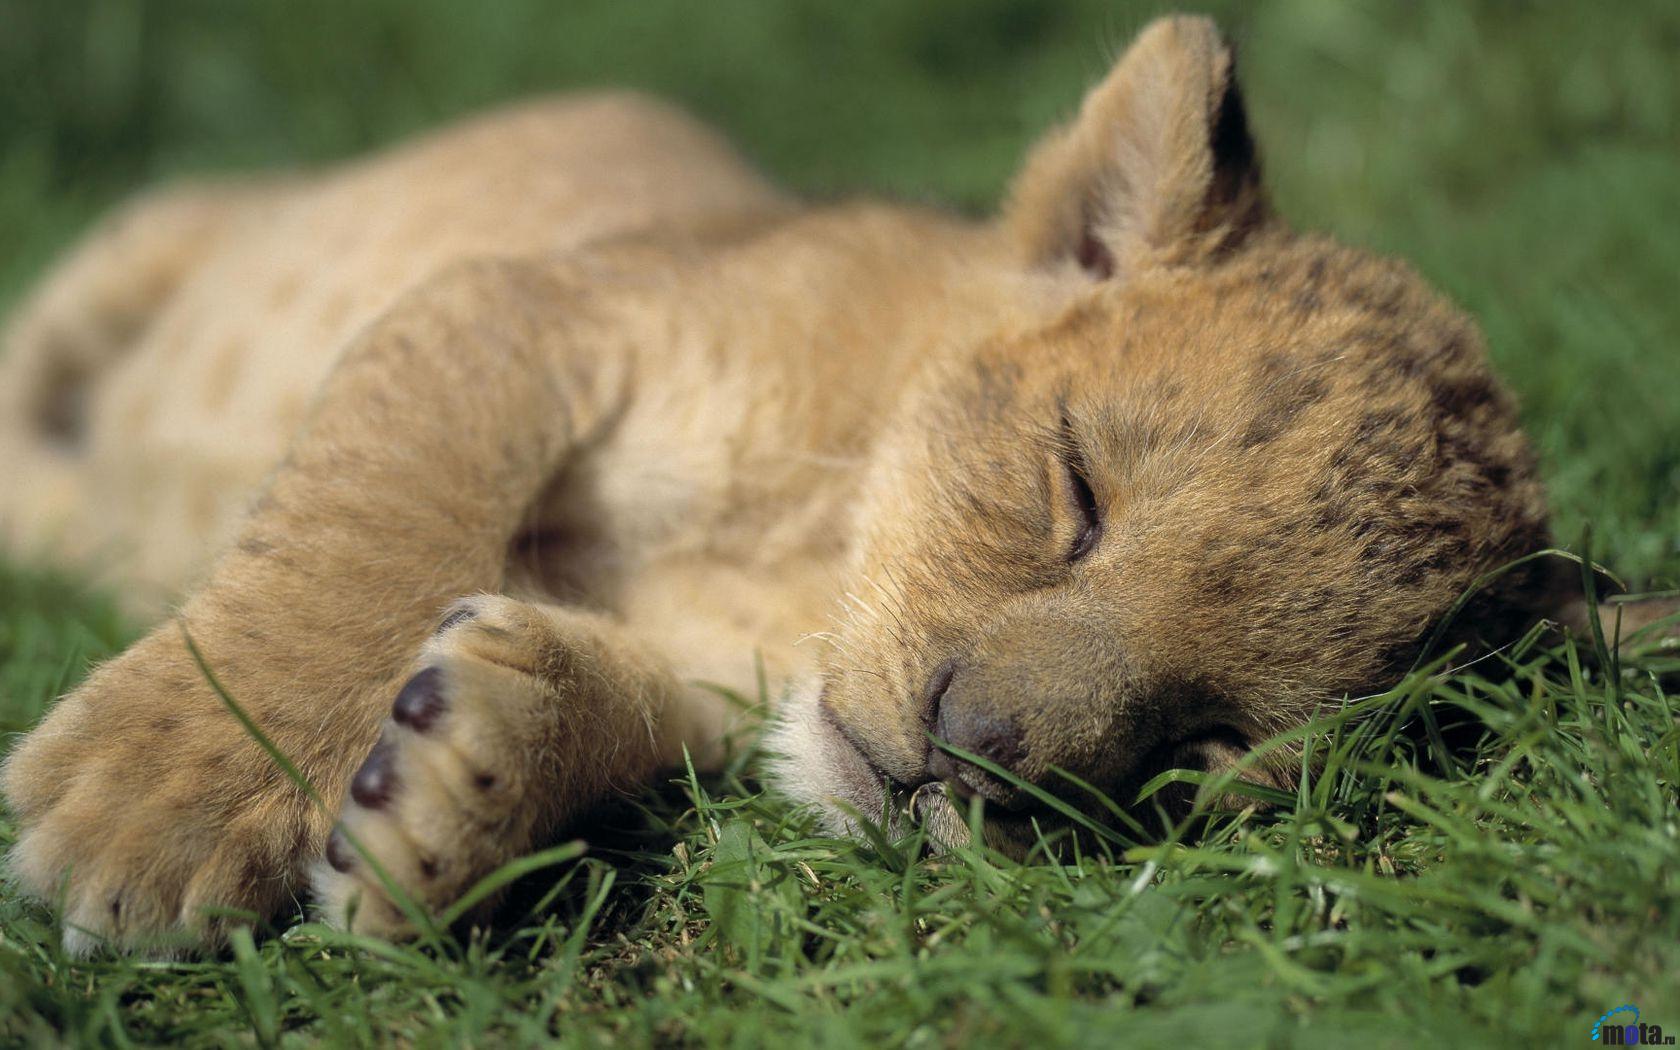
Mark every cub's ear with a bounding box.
[1004,15,1269,278]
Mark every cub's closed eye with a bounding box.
[1064,451,1103,562]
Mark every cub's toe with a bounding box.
[391,667,447,731]
[314,602,559,936]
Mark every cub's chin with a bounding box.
[763,680,907,839]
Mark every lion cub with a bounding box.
[0,17,1554,953]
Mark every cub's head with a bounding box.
[772,16,1554,848]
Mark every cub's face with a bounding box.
[772,17,1552,848]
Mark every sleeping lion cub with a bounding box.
[1,16,1560,953]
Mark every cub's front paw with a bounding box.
[2,632,321,955]
[313,597,581,937]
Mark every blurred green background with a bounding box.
[2,0,1676,585]
[2,3,1678,1043]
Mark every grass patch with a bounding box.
[2,1,1678,1045]
[3,600,1677,1045]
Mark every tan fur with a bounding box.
[1,18,1565,952]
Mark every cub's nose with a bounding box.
[924,662,1027,798]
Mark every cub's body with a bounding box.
[0,18,1554,953]
[3,93,1026,751]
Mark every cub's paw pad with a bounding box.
[392,667,447,731]
[313,598,556,936]
[349,737,398,808]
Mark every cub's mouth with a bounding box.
[934,723,1250,808]
[923,725,1255,853]
[795,689,1254,852]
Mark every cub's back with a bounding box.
[4,93,790,608]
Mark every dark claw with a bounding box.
[325,827,355,873]
[350,737,398,809]
[392,666,447,732]
[435,605,477,635]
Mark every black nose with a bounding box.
[921,658,958,729]
[925,661,1027,783]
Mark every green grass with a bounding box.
[3,1,1678,1045]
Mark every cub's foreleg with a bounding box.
[2,258,635,953]
[313,595,674,935]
